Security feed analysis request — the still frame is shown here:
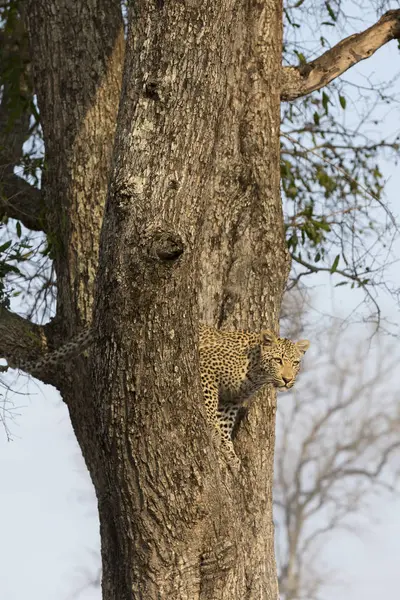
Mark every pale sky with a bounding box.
[1,8,400,600]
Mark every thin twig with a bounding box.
[282,132,398,228]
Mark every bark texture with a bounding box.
[91,1,288,598]
[24,0,125,331]
[6,0,287,598]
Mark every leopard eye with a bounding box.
[293,360,300,366]
[274,357,283,365]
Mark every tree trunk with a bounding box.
[24,0,289,598]
[24,0,124,329]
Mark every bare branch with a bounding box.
[291,254,369,285]
[282,132,398,227]
[281,10,400,101]
[289,255,383,330]
[275,324,400,600]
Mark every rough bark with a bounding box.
[24,0,125,332]
[91,1,288,598]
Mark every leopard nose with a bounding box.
[282,375,293,384]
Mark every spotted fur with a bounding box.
[17,324,309,466]
[18,328,94,375]
[199,325,309,465]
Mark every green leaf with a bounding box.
[316,220,331,232]
[330,254,340,273]
[9,265,20,274]
[325,1,337,22]
[322,91,330,114]
[0,240,12,253]
[16,221,21,238]
[339,95,346,109]
[295,51,306,65]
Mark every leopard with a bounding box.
[14,328,94,376]
[199,324,309,465]
[12,324,309,464]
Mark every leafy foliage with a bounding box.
[281,0,400,317]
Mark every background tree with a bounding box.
[1,1,400,599]
[277,300,400,600]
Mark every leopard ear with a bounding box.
[261,330,278,345]
[296,339,310,354]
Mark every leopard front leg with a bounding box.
[200,376,239,466]
[217,402,240,441]
[217,402,241,462]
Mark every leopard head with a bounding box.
[259,330,309,389]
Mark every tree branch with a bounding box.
[0,306,49,371]
[281,10,400,101]
[0,308,91,387]
[0,172,45,231]
[291,254,367,284]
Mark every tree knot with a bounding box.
[147,228,185,262]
